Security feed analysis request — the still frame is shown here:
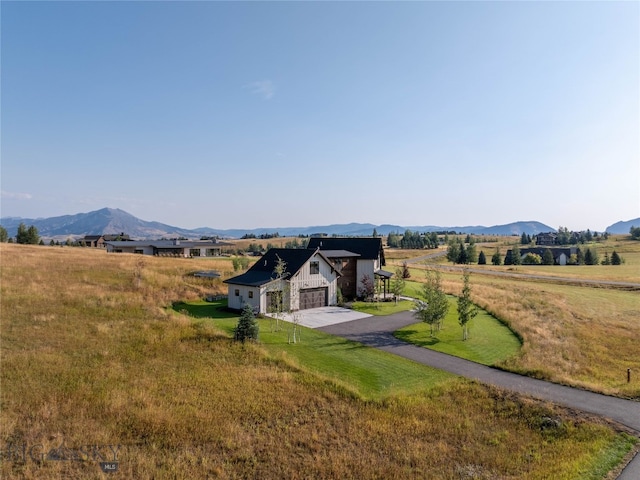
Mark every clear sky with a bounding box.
[1,1,638,232]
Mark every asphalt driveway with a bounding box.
[319,311,640,480]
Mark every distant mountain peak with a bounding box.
[0,208,560,239]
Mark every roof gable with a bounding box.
[307,237,385,264]
[224,248,337,287]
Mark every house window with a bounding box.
[310,261,320,275]
[234,289,239,297]
[248,291,253,299]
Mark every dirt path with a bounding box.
[318,311,640,479]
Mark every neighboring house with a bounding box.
[306,237,392,299]
[84,233,131,248]
[224,248,340,314]
[535,233,558,246]
[509,247,579,266]
[105,239,230,257]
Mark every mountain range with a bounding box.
[1,207,635,240]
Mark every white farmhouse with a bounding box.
[224,248,340,314]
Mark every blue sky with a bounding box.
[2,1,638,232]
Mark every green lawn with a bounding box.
[394,296,522,366]
[350,299,415,315]
[172,300,456,400]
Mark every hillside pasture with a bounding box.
[1,243,636,479]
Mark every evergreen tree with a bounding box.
[520,232,529,245]
[26,225,40,244]
[446,240,461,263]
[542,248,555,265]
[478,251,486,265]
[611,251,622,265]
[0,225,8,243]
[584,248,599,265]
[491,248,502,266]
[511,245,522,265]
[16,223,29,244]
[401,261,411,279]
[576,248,584,265]
[234,304,259,343]
[465,242,477,264]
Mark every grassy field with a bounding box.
[1,244,637,479]
[386,236,640,399]
[395,296,522,366]
[175,299,454,400]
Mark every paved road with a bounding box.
[319,311,640,479]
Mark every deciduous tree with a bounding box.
[457,270,477,341]
[413,269,449,336]
[390,268,406,303]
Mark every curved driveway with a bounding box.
[318,311,640,479]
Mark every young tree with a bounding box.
[477,251,486,265]
[390,268,406,303]
[234,304,259,343]
[268,254,289,332]
[457,270,477,341]
[413,269,449,336]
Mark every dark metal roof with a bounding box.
[375,269,394,279]
[307,237,385,265]
[318,249,360,258]
[224,247,339,287]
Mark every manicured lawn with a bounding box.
[394,296,522,366]
[350,299,414,315]
[173,300,456,400]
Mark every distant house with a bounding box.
[306,237,392,299]
[224,248,340,313]
[509,247,579,266]
[535,233,558,246]
[83,233,131,248]
[105,239,230,257]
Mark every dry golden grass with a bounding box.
[389,236,640,398]
[0,244,635,479]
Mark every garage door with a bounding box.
[299,287,327,310]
